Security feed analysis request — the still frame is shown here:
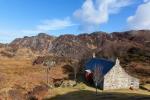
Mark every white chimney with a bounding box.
[93,52,96,58]
[115,58,120,65]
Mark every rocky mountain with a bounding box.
[1,30,149,82]
[50,30,150,59]
[9,33,55,54]
[50,34,92,60]
[8,30,150,58]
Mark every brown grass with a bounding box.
[0,58,45,91]
[0,57,68,92]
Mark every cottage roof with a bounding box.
[85,58,115,75]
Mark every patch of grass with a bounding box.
[140,84,150,92]
[0,58,45,92]
[144,84,150,90]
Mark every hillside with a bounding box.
[1,30,150,80]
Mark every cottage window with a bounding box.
[131,79,134,87]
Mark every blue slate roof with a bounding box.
[85,58,115,75]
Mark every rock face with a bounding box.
[10,33,55,54]
[50,34,92,60]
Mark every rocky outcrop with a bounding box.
[50,34,92,60]
[9,33,55,54]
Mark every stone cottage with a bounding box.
[85,58,139,90]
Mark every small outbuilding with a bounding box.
[85,58,139,90]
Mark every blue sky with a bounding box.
[0,0,150,43]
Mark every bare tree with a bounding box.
[93,64,103,94]
[43,60,55,85]
[68,58,79,83]
[72,61,78,83]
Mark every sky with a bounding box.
[0,0,150,43]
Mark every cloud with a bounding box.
[22,17,76,34]
[37,17,75,31]
[0,17,76,43]
[143,0,150,3]
[127,1,150,30]
[74,0,132,32]
[0,30,36,43]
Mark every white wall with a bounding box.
[103,59,139,90]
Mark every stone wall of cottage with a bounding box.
[103,59,139,90]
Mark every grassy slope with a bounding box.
[0,57,68,98]
[0,58,45,92]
